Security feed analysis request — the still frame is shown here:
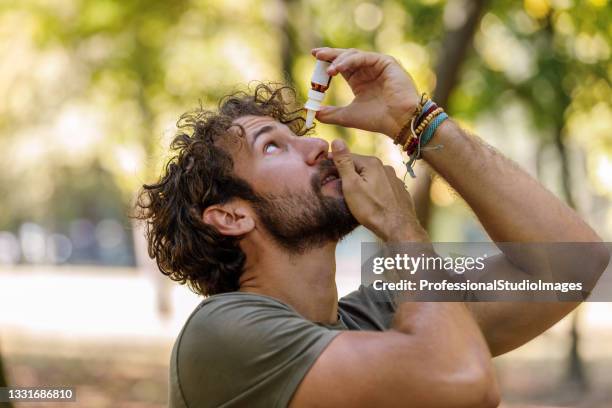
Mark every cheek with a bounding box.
[257,162,313,193]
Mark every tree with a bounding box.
[411,0,489,229]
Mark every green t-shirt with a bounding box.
[169,285,396,408]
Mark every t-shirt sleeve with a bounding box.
[174,294,341,408]
[338,284,397,331]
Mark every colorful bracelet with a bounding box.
[415,108,443,135]
[403,104,447,178]
[404,105,442,155]
[393,94,448,178]
[416,100,435,122]
[420,112,449,147]
[394,93,428,146]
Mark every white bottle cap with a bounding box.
[312,60,331,86]
[304,89,325,111]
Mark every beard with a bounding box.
[249,160,359,253]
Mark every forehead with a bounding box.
[217,115,276,158]
[232,115,280,137]
[225,115,282,173]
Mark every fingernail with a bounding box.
[331,139,346,151]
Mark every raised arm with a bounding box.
[288,134,498,407]
[312,47,610,356]
[420,120,609,354]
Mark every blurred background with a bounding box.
[0,0,610,406]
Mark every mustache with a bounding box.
[317,158,336,174]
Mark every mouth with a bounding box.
[321,168,340,186]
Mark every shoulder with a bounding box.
[179,292,314,358]
[188,292,298,333]
[171,292,340,408]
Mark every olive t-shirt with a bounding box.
[169,285,396,408]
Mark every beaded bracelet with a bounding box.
[393,93,428,146]
[406,108,448,178]
[416,101,436,126]
[404,107,435,155]
[404,112,448,178]
[393,94,448,178]
[415,108,443,135]
[416,100,435,122]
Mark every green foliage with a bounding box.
[0,0,610,233]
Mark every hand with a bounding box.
[312,47,420,138]
[330,139,428,242]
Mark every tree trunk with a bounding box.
[411,0,488,230]
[554,125,587,390]
[567,312,587,390]
[553,124,576,209]
[274,0,298,85]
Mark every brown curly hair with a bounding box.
[134,83,307,296]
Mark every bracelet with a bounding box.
[394,93,428,146]
[420,112,449,147]
[403,133,418,152]
[394,107,421,146]
[416,101,437,127]
[393,94,447,179]
[416,100,435,122]
[401,103,447,179]
[404,107,444,155]
[402,112,422,152]
[415,108,443,135]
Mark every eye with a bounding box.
[263,142,280,154]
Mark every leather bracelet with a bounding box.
[394,93,428,145]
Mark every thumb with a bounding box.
[331,139,358,182]
[316,105,352,127]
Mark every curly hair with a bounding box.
[134,83,307,296]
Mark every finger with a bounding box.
[329,52,382,76]
[326,49,358,75]
[311,47,330,56]
[316,105,352,127]
[384,165,407,195]
[312,47,350,62]
[326,151,368,174]
[330,139,360,184]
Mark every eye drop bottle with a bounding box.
[304,59,331,129]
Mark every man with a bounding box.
[135,48,608,408]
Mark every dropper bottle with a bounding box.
[304,59,331,129]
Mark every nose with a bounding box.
[300,137,330,166]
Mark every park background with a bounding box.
[0,0,611,406]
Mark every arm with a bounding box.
[291,302,499,408]
[312,47,610,356]
[421,121,609,355]
[289,129,499,407]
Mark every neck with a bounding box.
[239,238,339,324]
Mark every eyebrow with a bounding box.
[250,125,275,150]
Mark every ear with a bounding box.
[202,201,255,237]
